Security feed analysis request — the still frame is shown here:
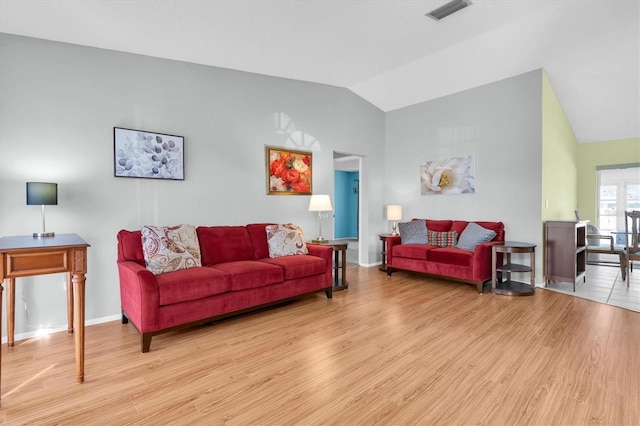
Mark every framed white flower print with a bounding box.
[420,156,476,195]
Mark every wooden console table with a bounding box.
[0,233,90,404]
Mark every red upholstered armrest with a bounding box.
[117,260,160,333]
[385,236,402,266]
[472,240,504,282]
[306,244,334,288]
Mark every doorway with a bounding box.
[333,152,362,264]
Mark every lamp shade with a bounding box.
[26,182,58,205]
[308,194,333,212]
[386,205,402,221]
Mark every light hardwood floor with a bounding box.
[2,265,639,425]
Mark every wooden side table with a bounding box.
[492,241,536,296]
[378,234,396,271]
[0,233,90,404]
[309,240,348,290]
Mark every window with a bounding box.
[597,164,640,233]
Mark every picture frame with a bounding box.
[114,127,184,180]
[420,155,476,195]
[266,146,312,195]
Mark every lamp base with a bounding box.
[391,231,399,236]
[33,232,55,238]
[312,237,329,243]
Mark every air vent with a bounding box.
[426,0,472,21]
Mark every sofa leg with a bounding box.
[325,287,333,299]
[121,310,129,324]
[477,281,484,293]
[387,268,394,276]
[142,334,152,353]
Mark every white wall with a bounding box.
[385,70,544,280]
[0,34,385,338]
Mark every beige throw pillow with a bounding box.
[266,224,309,257]
[141,224,202,275]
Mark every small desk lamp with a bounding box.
[27,182,58,238]
[308,194,332,243]
[387,205,402,236]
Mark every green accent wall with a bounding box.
[577,138,640,223]
[541,71,579,222]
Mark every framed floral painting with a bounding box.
[420,156,476,195]
[114,127,184,180]
[266,146,312,195]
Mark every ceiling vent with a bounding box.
[426,0,472,21]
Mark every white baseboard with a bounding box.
[1,313,121,344]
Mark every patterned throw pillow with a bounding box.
[141,224,202,275]
[428,230,458,247]
[398,220,428,244]
[456,222,497,251]
[266,224,309,257]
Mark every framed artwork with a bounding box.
[266,146,312,195]
[114,127,184,180]
[420,155,476,195]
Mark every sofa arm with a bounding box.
[307,244,334,288]
[117,260,160,333]
[385,236,402,266]
[471,241,504,282]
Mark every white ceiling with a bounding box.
[1,0,638,143]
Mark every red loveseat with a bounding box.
[386,219,505,292]
[117,224,333,352]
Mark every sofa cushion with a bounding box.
[266,223,309,257]
[197,226,255,266]
[211,260,284,291]
[428,230,458,247]
[426,220,453,232]
[156,267,231,306]
[456,222,497,251]
[117,229,145,265]
[399,220,428,244]
[260,255,326,280]
[246,223,275,259]
[141,224,202,275]
[392,244,433,260]
[428,247,473,267]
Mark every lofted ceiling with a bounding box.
[0,0,638,143]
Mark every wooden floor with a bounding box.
[2,265,639,425]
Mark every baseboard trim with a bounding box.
[1,313,121,344]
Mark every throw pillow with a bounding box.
[141,224,202,275]
[266,224,309,257]
[428,230,458,247]
[398,220,428,244]
[456,222,497,251]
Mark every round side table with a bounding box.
[492,241,536,296]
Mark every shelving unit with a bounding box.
[492,242,536,296]
[545,220,587,291]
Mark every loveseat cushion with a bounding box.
[117,229,145,266]
[426,220,453,232]
[156,267,231,306]
[211,260,284,291]
[393,244,433,260]
[197,226,255,266]
[260,255,326,280]
[428,247,473,267]
[246,223,274,259]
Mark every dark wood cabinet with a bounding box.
[545,220,587,291]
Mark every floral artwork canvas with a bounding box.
[420,156,476,195]
[114,127,184,180]
[266,146,312,195]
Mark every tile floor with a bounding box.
[541,263,640,312]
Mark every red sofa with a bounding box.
[386,219,505,292]
[117,224,333,352]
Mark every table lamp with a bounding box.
[308,194,332,242]
[27,182,58,238]
[387,205,402,236]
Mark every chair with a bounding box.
[586,224,626,281]
[624,210,640,278]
